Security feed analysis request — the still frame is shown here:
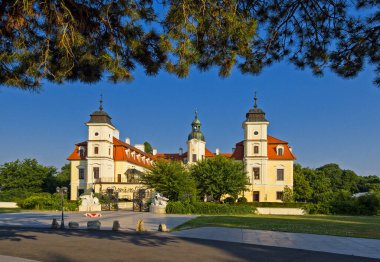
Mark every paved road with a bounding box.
[168,227,380,259]
[0,211,195,231]
[0,227,378,262]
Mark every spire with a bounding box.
[195,109,198,119]
[245,92,268,122]
[254,92,258,109]
[99,94,103,111]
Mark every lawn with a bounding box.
[174,215,380,239]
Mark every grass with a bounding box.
[174,215,380,239]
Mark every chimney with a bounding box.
[215,148,220,155]
[125,137,130,144]
[152,148,157,155]
[134,144,145,152]
[179,147,183,155]
[232,147,236,152]
[289,146,293,152]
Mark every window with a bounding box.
[78,189,84,196]
[94,147,99,154]
[278,148,283,156]
[276,191,283,200]
[277,169,284,181]
[192,154,197,162]
[118,174,121,183]
[109,148,111,156]
[253,167,260,180]
[95,132,99,136]
[79,147,85,157]
[79,169,85,179]
[254,131,259,135]
[253,191,260,202]
[93,167,99,179]
[254,146,259,154]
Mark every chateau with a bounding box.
[68,95,295,202]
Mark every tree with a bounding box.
[190,156,247,202]
[293,164,312,202]
[282,186,294,203]
[1,0,378,90]
[141,160,196,202]
[0,159,57,194]
[302,168,333,203]
[143,141,153,154]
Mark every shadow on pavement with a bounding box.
[0,227,378,262]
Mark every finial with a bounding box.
[99,94,103,111]
[195,109,198,118]
[254,92,258,108]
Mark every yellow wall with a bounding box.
[70,160,87,200]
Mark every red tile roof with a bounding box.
[113,137,153,167]
[67,141,87,160]
[230,136,296,160]
[67,138,153,167]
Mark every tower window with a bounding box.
[95,132,99,136]
[93,167,100,179]
[277,169,284,181]
[109,148,111,155]
[79,169,85,179]
[254,146,259,154]
[253,168,260,180]
[192,154,197,162]
[94,147,99,154]
[254,131,259,135]
[276,191,283,200]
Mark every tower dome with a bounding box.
[188,111,205,142]
[87,95,114,126]
[245,93,268,122]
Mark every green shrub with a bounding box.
[303,203,331,214]
[166,201,256,215]
[17,193,78,211]
[237,197,247,203]
[0,190,32,202]
[245,202,308,208]
[223,197,235,204]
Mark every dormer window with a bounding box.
[276,145,284,156]
[79,147,85,157]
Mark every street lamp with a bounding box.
[56,186,68,229]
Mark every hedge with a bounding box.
[166,201,256,215]
[244,202,308,208]
[17,193,78,211]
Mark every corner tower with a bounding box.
[243,94,269,201]
[187,111,206,163]
[85,96,117,190]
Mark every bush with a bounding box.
[166,201,256,215]
[17,193,78,211]
[0,190,32,202]
[223,197,235,204]
[237,197,247,203]
[303,203,331,214]
[246,202,308,208]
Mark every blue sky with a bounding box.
[0,62,379,176]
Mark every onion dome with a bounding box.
[188,111,205,142]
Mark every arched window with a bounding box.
[276,145,284,156]
[254,146,259,154]
[94,146,99,154]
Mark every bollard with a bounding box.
[136,219,144,232]
[51,219,59,229]
[112,220,120,231]
[158,224,168,232]
[87,220,101,230]
[69,222,79,229]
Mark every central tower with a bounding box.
[187,111,206,163]
[243,94,269,201]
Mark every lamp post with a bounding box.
[56,186,68,229]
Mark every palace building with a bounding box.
[67,95,295,202]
